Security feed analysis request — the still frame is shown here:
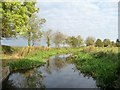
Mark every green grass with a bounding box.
[8,47,82,71]
[73,47,119,88]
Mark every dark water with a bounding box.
[5,54,98,88]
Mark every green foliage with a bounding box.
[73,48,119,88]
[95,39,103,47]
[2,45,13,54]
[71,36,78,47]
[116,39,120,47]
[66,36,78,47]
[65,36,71,46]
[8,47,81,71]
[2,1,38,38]
[44,29,53,47]
[53,32,66,47]
[9,59,45,71]
[111,41,116,47]
[24,14,46,46]
[77,35,84,47]
[47,36,50,47]
[103,39,111,47]
[85,36,95,46]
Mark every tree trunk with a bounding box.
[28,32,31,46]
[28,39,30,46]
[47,36,50,47]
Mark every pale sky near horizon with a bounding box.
[1,0,119,46]
[37,0,119,41]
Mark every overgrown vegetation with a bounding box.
[2,46,82,71]
[1,45,120,88]
[73,47,119,88]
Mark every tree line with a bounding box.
[1,1,120,48]
[44,30,120,48]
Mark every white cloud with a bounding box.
[37,0,119,3]
[37,0,118,41]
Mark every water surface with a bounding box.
[5,54,98,88]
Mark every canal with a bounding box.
[4,54,98,88]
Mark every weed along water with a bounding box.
[4,54,98,88]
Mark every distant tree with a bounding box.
[65,36,71,47]
[77,35,84,47]
[85,36,95,46]
[103,39,111,47]
[52,32,66,47]
[44,29,53,47]
[116,39,120,47]
[95,39,103,47]
[111,41,116,47]
[61,34,67,47]
[66,36,78,47]
[71,36,78,47]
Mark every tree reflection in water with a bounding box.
[44,55,72,74]
[5,54,97,88]
[7,69,45,88]
[25,69,45,88]
[45,59,52,74]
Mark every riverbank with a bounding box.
[1,46,120,88]
[1,46,82,71]
[4,54,97,88]
[72,47,119,88]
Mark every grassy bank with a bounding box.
[2,46,82,71]
[2,45,120,88]
[73,47,119,88]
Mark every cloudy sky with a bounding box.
[37,0,119,41]
[2,0,119,46]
